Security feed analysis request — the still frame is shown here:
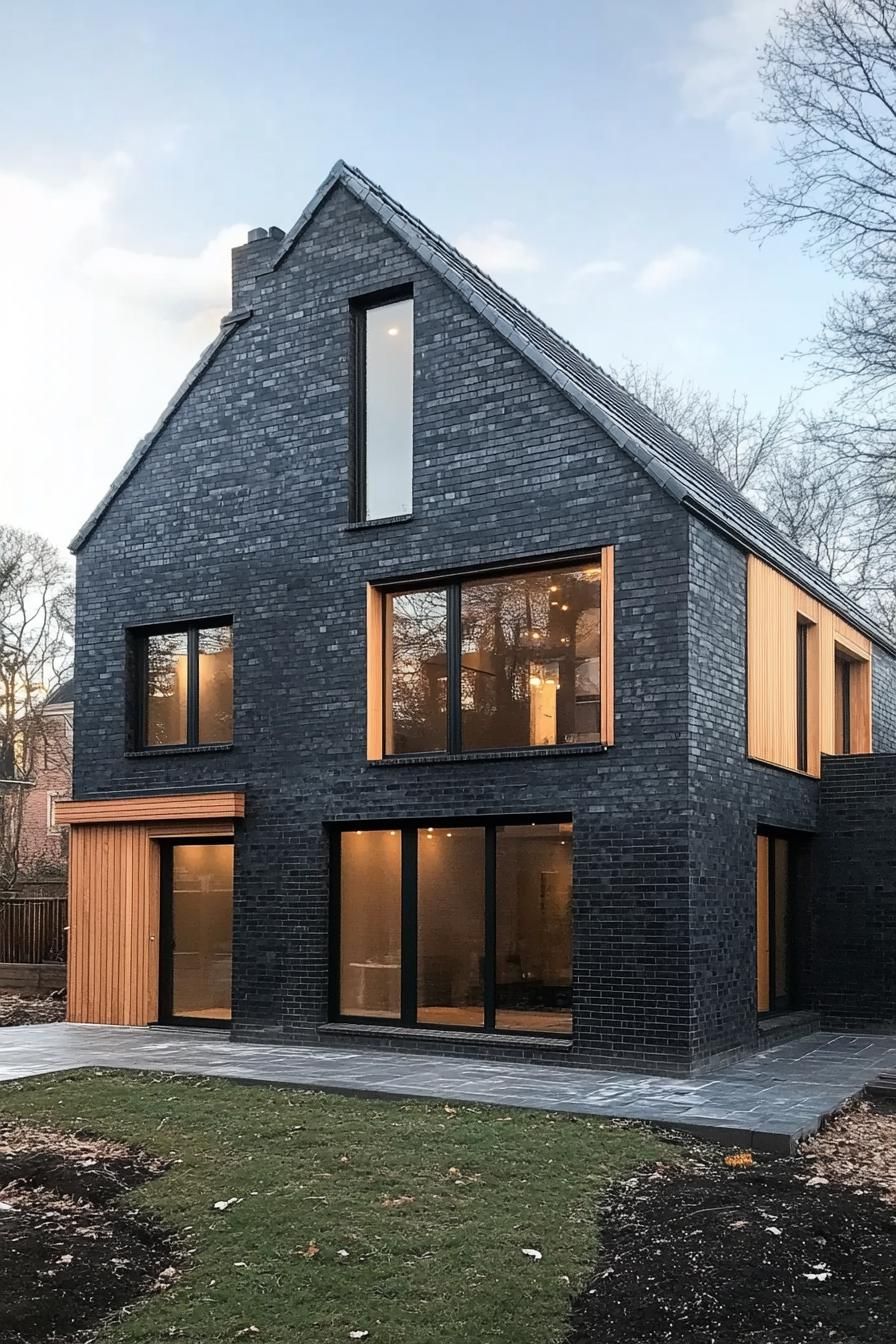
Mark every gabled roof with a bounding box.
[45,679,75,709]
[71,160,895,653]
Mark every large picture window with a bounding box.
[334,819,572,1036]
[136,619,233,749]
[372,552,613,758]
[351,289,414,522]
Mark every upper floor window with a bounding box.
[136,619,233,750]
[351,289,413,522]
[367,551,614,759]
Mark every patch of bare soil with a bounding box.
[0,992,66,1028]
[567,1106,896,1344]
[0,1124,175,1344]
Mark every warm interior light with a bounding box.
[387,326,400,336]
[561,604,569,611]
[529,675,543,687]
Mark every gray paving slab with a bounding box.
[0,1024,892,1153]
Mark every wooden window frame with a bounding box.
[349,284,414,524]
[365,547,615,760]
[833,642,871,756]
[131,616,233,752]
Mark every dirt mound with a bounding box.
[567,1160,896,1344]
[0,993,66,1028]
[0,1125,175,1344]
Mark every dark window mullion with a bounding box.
[400,827,418,1025]
[447,583,462,753]
[484,825,497,1032]
[350,306,367,522]
[187,626,200,746]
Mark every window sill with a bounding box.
[369,743,610,767]
[344,514,413,531]
[319,1021,572,1051]
[125,743,234,759]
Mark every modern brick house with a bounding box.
[57,162,896,1075]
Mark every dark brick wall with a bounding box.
[74,183,697,1072]
[872,646,896,751]
[687,519,819,1064]
[814,754,896,1029]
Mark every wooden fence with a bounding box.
[0,889,67,964]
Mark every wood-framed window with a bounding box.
[132,618,233,750]
[332,816,573,1036]
[747,556,872,776]
[350,285,414,523]
[366,549,614,760]
[834,644,870,756]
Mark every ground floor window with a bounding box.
[335,819,572,1036]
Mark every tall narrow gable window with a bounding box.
[352,289,414,522]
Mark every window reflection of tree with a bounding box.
[461,568,600,749]
[198,626,233,743]
[146,632,188,744]
[389,590,447,753]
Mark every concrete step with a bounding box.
[758,1010,821,1046]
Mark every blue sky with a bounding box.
[1,0,830,547]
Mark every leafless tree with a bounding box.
[744,0,896,400]
[612,359,796,494]
[0,527,73,889]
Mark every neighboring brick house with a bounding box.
[56,162,896,1073]
[16,680,73,881]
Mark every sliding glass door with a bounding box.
[335,820,572,1036]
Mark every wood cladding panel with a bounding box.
[67,818,234,1026]
[747,557,871,777]
[55,791,244,826]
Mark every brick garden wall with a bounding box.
[814,754,896,1030]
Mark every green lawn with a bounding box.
[0,1070,673,1343]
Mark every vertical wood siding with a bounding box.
[67,818,234,1026]
[747,556,871,777]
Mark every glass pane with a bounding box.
[340,830,402,1018]
[198,625,233,744]
[365,298,413,520]
[386,589,448,754]
[461,564,601,751]
[417,826,485,1028]
[834,655,850,754]
[171,844,233,1020]
[773,838,789,1005]
[145,631,188,746]
[756,836,770,1014]
[496,823,572,1034]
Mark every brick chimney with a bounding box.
[230,225,285,309]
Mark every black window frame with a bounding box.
[330,814,573,1038]
[132,615,234,752]
[379,553,604,758]
[349,283,415,524]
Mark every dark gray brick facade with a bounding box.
[815,754,896,1030]
[72,181,896,1073]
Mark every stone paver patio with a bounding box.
[1,1023,894,1152]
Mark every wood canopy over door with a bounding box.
[747,556,871,777]
[55,792,245,1027]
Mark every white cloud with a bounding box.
[0,157,245,549]
[456,222,540,274]
[635,245,709,292]
[574,258,625,280]
[677,0,781,140]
